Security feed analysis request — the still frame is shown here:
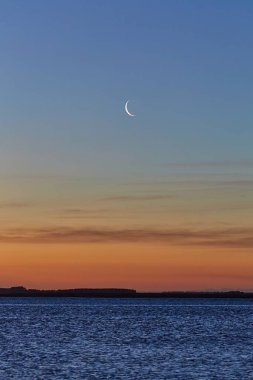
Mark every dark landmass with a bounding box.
[0,286,253,298]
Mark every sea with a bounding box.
[0,297,252,379]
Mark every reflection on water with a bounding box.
[0,298,252,379]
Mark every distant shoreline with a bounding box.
[0,287,253,299]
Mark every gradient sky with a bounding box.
[1,0,253,290]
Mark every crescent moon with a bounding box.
[125,100,135,117]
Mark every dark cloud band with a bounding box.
[1,226,253,248]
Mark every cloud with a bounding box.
[103,194,173,201]
[132,178,253,194]
[61,208,107,215]
[57,208,113,220]
[0,202,30,209]
[164,160,253,168]
[1,226,253,248]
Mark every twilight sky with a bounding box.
[0,0,253,290]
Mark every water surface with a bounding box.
[0,298,252,379]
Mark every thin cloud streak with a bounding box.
[60,208,109,216]
[103,194,173,201]
[164,161,253,168]
[0,202,31,209]
[57,208,115,220]
[1,226,253,248]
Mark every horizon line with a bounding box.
[1,286,253,294]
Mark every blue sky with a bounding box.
[0,0,253,178]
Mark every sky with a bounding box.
[0,0,253,290]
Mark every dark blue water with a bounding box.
[0,298,252,379]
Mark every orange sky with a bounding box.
[1,242,252,291]
[1,170,253,291]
